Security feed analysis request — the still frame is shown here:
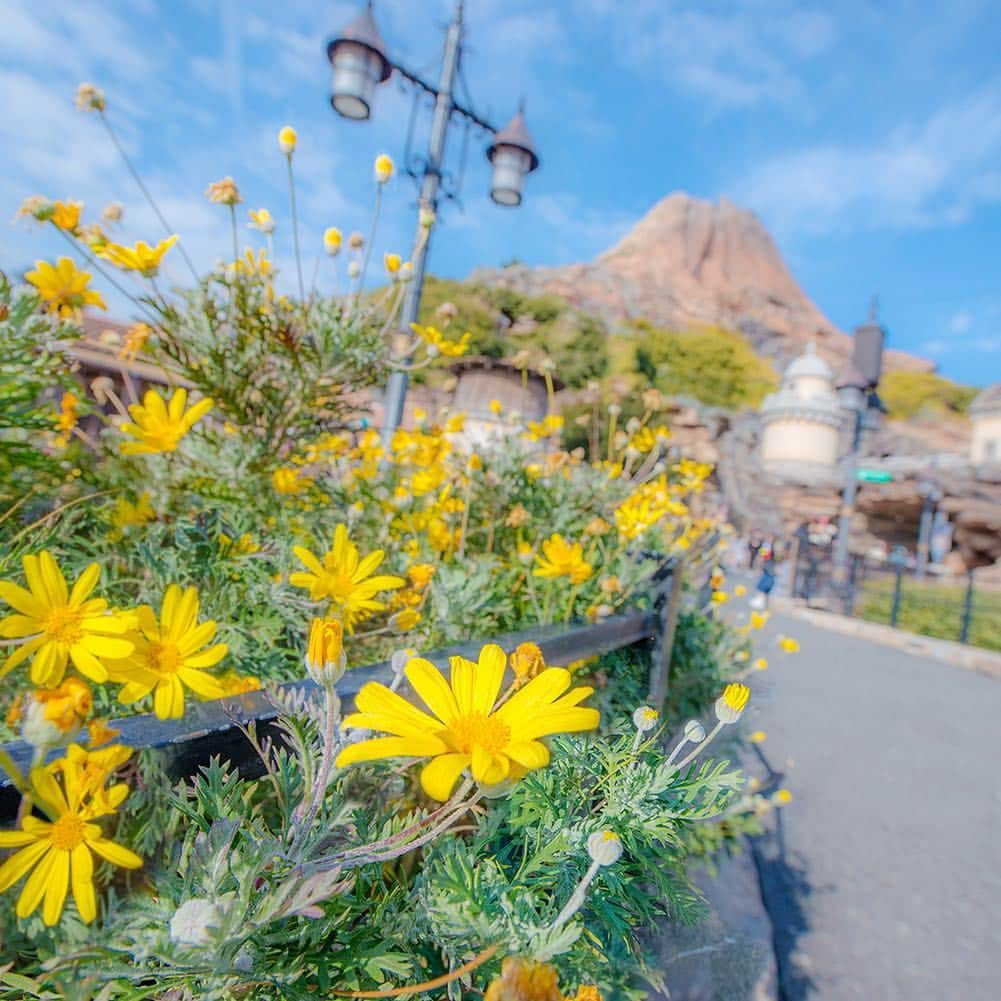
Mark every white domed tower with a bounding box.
[760,343,843,473]
[970,384,1001,467]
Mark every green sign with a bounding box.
[857,469,893,483]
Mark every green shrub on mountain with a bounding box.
[880,371,978,420]
[626,320,777,410]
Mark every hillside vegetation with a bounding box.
[418,278,776,413]
[880,371,978,420]
[417,277,609,388]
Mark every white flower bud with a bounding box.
[632,706,659,732]
[586,830,623,866]
[347,260,361,279]
[683,720,706,743]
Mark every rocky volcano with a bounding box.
[471,192,931,373]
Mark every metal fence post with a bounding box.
[648,559,682,709]
[960,568,975,644]
[890,567,904,628]
[844,554,861,616]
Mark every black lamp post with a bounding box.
[832,301,886,592]
[327,2,539,439]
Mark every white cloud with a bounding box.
[949,310,973,335]
[733,83,1001,235]
[577,0,838,112]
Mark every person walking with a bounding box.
[751,555,776,610]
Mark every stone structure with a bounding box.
[970,384,1001,467]
[759,344,843,477]
[449,357,554,446]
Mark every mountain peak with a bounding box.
[471,192,932,374]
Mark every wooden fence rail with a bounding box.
[2,536,719,804]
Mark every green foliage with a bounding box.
[625,321,777,410]
[859,576,1001,652]
[879,370,978,420]
[416,277,610,388]
[0,276,85,508]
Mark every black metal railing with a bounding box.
[790,542,998,652]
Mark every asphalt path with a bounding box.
[739,605,1001,1000]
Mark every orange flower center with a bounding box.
[449,713,511,756]
[43,605,85,646]
[148,640,182,676]
[50,812,87,851]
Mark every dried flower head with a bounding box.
[75,82,106,112]
[484,957,562,1001]
[205,176,242,206]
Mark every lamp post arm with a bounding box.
[389,60,498,134]
[381,7,464,442]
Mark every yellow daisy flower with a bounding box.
[98,235,178,277]
[778,635,800,653]
[533,534,593,585]
[25,257,106,319]
[108,585,227,720]
[0,552,132,687]
[0,745,141,926]
[336,643,599,800]
[290,524,404,632]
[119,387,213,455]
[49,200,83,234]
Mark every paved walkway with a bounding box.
[743,608,1001,1000]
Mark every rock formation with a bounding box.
[472,192,932,374]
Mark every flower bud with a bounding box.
[305,617,345,688]
[510,641,545,682]
[347,260,361,279]
[374,153,394,183]
[632,705,659,732]
[278,125,297,154]
[683,719,706,743]
[586,830,623,866]
[323,226,342,256]
[714,683,750,724]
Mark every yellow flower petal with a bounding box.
[419,752,469,801]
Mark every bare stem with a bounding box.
[286,155,306,304]
[99,111,199,282]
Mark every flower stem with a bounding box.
[286,154,306,304]
[294,684,341,851]
[99,111,199,283]
[359,184,383,295]
[550,859,601,933]
[672,720,723,772]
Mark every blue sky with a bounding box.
[2,0,999,385]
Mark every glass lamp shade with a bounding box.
[490,145,531,206]
[837,383,865,415]
[330,40,383,120]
